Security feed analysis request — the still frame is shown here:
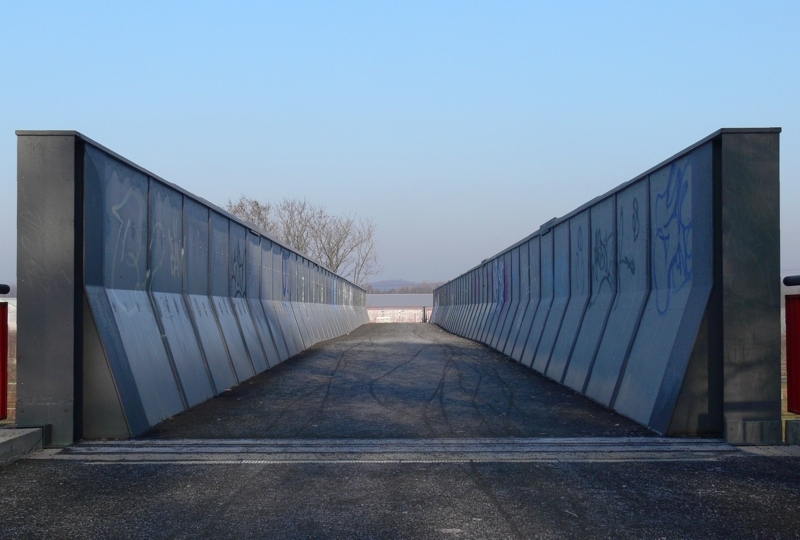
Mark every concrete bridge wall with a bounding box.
[432,129,782,444]
[16,131,368,445]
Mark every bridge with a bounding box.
[13,128,783,447]
[3,128,798,538]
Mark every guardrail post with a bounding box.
[1,300,7,420]
[784,276,800,415]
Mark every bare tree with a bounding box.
[312,213,355,273]
[226,195,380,286]
[226,196,274,233]
[348,219,382,287]
[274,198,325,256]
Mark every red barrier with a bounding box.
[0,301,7,420]
[786,295,800,414]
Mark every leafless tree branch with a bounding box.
[225,196,275,233]
[226,195,380,286]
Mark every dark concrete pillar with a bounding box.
[720,130,782,444]
[16,132,82,446]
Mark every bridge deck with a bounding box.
[145,323,652,439]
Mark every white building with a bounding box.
[366,294,433,323]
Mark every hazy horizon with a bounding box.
[2,2,800,286]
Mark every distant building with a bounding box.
[367,294,433,323]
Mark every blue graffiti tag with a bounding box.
[618,197,639,276]
[653,161,693,314]
[594,228,614,294]
[576,224,587,295]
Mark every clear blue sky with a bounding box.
[1,1,799,285]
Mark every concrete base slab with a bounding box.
[787,420,800,445]
[0,428,44,465]
[725,420,783,445]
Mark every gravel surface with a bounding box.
[1,457,800,538]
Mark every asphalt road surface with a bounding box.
[2,323,800,539]
[146,323,652,439]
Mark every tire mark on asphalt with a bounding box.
[446,343,502,437]
[368,343,435,411]
[257,342,360,436]
[431,337,513,437]
[419,343,458,437]
[292,341,363,436]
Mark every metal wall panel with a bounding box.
[84,285,149,436]
[464,270,483,336]
[183,200,238,393]
[186,294,238,393]
[498,248,521,353]
[504,240,531,356]
[85,147,184,430]
[294,258,307,344]
[149,181,214,407]
[485,258,505,344]
[490,252,512,348]
[511,238,540,361]
[259,239,289,361]
[478,265,493,341]
[149,181,183,294]
[479,263,497,343]
[302,260,319,344]
[615,145,713,429]
[272,244,299,357]
[452,276,464,334]
[584,180,649,406]
[247,234,281,369]
[183,198,210,296]
[304,262,319,343]
[232,297,269,373]
[107,289,185,425]
[211,213,255,381]
[465,272,478,336]
[532,222,570,374]
[227,227,267,374]
[546,210,591,382]
[82,294,130,439]
[282,248,305,351]
[563,197,616,393]
[462,273,475,336]
[151,293,214,406]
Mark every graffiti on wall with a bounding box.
[593,228,614,295]
[653,160,693,315]
[108,171,147,290]
[619,197,639,276]
[575,223,587,295]
[230,241,246,298]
